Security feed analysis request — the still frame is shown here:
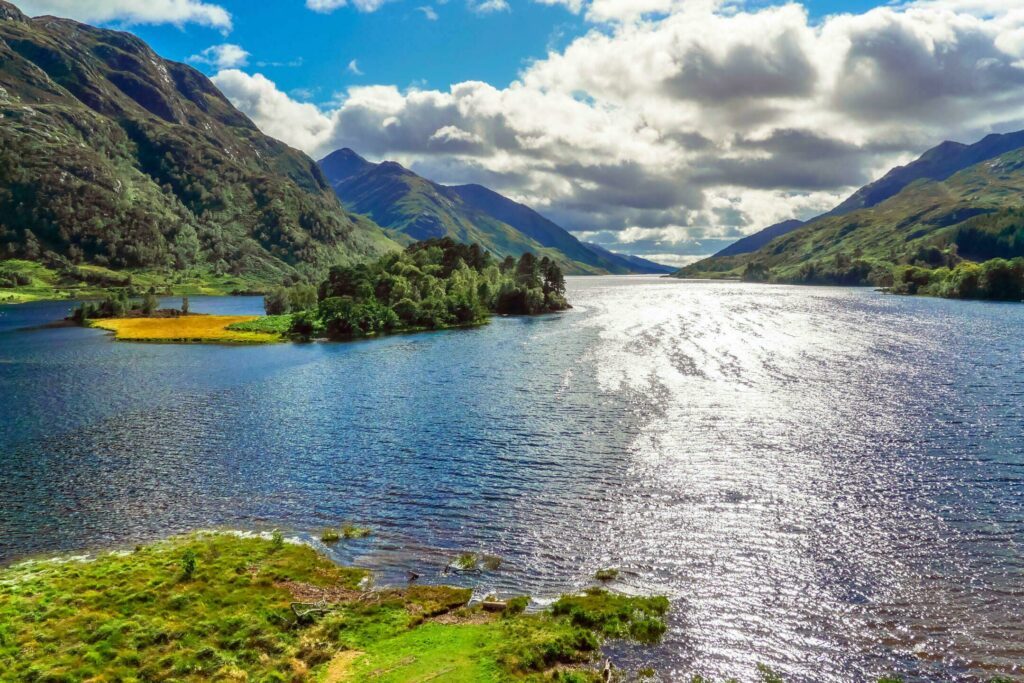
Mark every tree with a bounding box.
[264,287,290,315]
[742,262,770,283]
[181,296,190,315]
[141,292,159,316]
[515,253,541,289]
[541,258,566,297]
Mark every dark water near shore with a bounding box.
[1,278,1022,682]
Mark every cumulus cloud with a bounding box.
[212,70,334,153]
[16,0,231,30]
[468,0,509,14]
[305,0,391,13]
[214,1,1024,260]
[188,44,249,69]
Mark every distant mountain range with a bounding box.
[581,242,675,274]
[0,0,398,290]
[679,128,1024,282]
[709,130,1024,261]
[320,149,672,276]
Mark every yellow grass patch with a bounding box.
[90,315,281,344]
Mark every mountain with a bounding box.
[714,219,805,258]
[0,1,397,292]
[319,148,646,275]
[582,243,675,274]
[675,131,1024,285]
[827,131,1024,217]
[320,148,375,187]
[706,129,1024,261]
[448,183,609,269]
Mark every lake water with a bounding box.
[1,277,1022,682]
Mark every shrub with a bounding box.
[180,549,197,581]
[505,596,529,615]
[340,524,372,539]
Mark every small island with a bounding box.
[76,239,570,344]
[0,532,668,682]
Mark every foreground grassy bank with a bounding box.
[0,533,668,682]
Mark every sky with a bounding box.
[14,0,1024,264]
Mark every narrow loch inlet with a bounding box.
[1,277,1022,681]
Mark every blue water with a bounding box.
[1,278,1022,682]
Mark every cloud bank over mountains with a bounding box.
[20,0,1024,260]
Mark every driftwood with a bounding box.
[290,591,380,620]
[291,599,338,619]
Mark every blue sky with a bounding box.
[15,0,1024,263]
[115,0,881,106]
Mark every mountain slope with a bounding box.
[449,183,613,268]
[0,1,397,291]
[675,139,1024,284]
[828,130,1024,216]
[714,219,805,258]
[582,242,675,274]
[706,129,1024,261]
[677,129,1024,280]
[320,149,644,275]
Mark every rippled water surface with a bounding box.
[1,278,1022,682]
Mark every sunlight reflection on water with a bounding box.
[0,279,1022,682]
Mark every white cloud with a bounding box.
[213,1,1024,258]
[347,59,364,76]
[212,70,334,153]
[305,0,391,12]
[417,5,439,20]
[188,43,249,69]
[16,0,231,29]
[533,0,586,13]
[469,0,509,14]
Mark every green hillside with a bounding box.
[0,1,397,300]
[676,140,1024,300]
[320,149,631,275]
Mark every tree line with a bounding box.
[265,239,569,339]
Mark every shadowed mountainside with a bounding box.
[0,1,397,291]
[320,148,669,275]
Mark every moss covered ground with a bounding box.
[0,533,669,682]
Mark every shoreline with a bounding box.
[0,530,670,682]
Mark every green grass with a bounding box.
[0,259,287,306]
[0,533,669,682]
[226,314,295,335]
[341,523,373,540]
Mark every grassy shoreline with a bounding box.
[0,532,668,682]
[0,259,272,307]
[90,315,283,345]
